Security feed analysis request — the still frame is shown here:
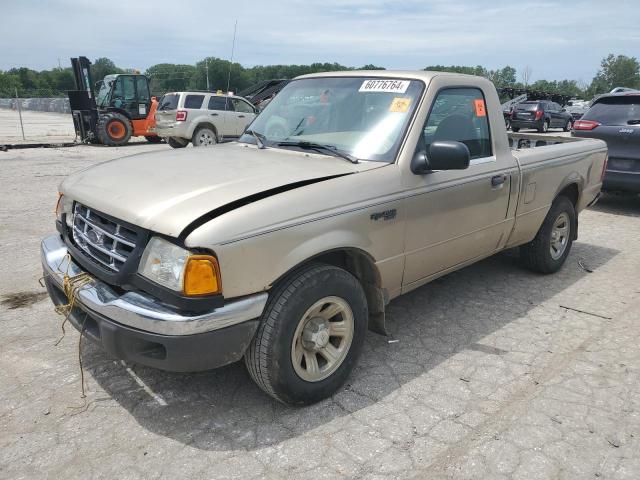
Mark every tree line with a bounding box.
[1,54,638,101]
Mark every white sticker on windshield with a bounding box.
[359,79,410,93]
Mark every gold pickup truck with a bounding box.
[42,71,607,405]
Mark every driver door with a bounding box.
[402,86,513,289]
[110,75,137,118]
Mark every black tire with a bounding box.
[145,135,163,143]
[244,263,368,405]
[96,112,132,146]
[167,137,188,148]
[511,126,520,132]
[192,127,217,147]
[520,196,576,274]
[563,120,573,132]
[538,120,550,133]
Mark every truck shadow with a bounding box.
[84,241,618,451]
[589,192,640,217]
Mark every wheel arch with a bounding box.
[190,121,219,140]
[555,182,580,240]
[104,107,132,120]
[272,247,387,336]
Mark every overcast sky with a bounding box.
[2,0,639,83]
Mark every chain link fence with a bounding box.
[0,89,75,144]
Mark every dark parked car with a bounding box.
[511,100,574,133]
[572,92,640,193]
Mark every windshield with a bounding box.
[239,76,425,162]
[96,74,116,108]
[582,96,640,125]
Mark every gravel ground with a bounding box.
[0,110,76,144]
[1,142,639,479]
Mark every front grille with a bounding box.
[71,203,139,272]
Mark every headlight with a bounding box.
[138,237,221,296]
[55,194,73,227]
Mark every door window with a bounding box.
[232,99,254,113]
[208,96,229,111]
[423,88,492,160]
[122,76,135,101]
[136,76,150,103]
[184,94,205,109]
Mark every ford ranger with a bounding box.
[42,71,607,405]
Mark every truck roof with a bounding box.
[295,70,483,82]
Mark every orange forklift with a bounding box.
[68,56,161,146]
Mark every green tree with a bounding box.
[91,57,123,83]
[146,63,196,95]
[487,66,517,89]
[359,64,386,70]
[0,71,22,96]
[588,54,640,96]
[424,65,488,77]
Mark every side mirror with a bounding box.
[561,108,567,112]
[411,141,471,174]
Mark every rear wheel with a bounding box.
[167,137,188,148]
[145,135,163,143]
[244,264,368,405]
[521,196,576,274]
[563,120,573,132]
[192,127,217,147]
[97,112,132,146]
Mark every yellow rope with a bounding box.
[53,271,93,346]
[40,253,94,399]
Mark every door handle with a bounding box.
[210,113,218,116]
[491,174,507,188]
[238,115,246,118]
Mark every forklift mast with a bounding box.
[68,56,98,142]
[71,56,95,99]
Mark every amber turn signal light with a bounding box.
[183,255,221,296]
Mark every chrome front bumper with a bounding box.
[41,235,268,336]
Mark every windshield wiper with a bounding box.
[245,129,267,149]
[276,141,359,164]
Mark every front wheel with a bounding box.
[97,112,132,146]
[521,196,576,274]
[244,264,368,405]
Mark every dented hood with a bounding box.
[61,143,384,237]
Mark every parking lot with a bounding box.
[1,119,640,479]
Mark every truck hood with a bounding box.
[61,143,385,237]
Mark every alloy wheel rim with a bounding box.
[198,131,215,145]
[291,296,354,382]
[550,212,570,260]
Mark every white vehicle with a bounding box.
[154,91,258,148]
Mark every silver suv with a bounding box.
[154,92,257,148]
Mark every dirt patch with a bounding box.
[1,291,48,310]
